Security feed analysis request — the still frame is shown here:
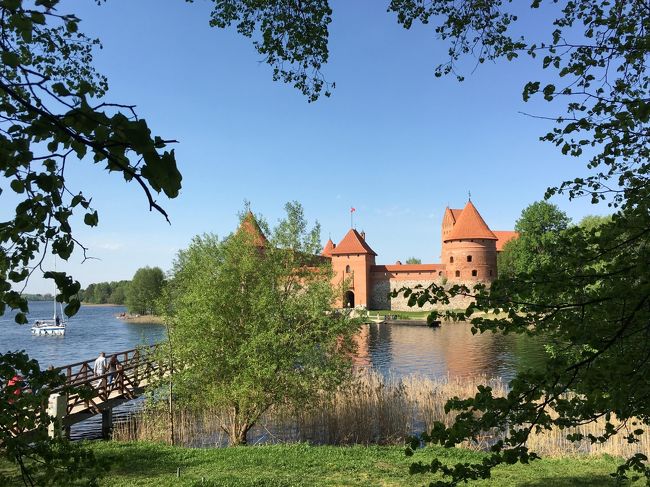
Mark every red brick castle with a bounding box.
[322,200,517,310]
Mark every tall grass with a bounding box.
[112,370,650,458]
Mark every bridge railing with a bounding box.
[53,344,165,415]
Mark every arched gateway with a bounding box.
[344,290,355,308]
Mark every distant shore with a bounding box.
[81,303,123,307]
[115,312,164,324]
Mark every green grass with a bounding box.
[368,310,431,319]
[3,442,642,486]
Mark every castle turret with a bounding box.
[441,201,497,283]
[237,211,268,247]
[321,238,335,258]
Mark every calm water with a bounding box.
[1,301,164,367]
[1,303,544,439]
[1,302,165,439]
[356,321,544,382]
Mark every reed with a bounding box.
[112,370,649,458]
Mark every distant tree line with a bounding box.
[77,267,165,315]
[24,293,55,302]
[78,281,130,305]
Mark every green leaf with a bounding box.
[84,211,99,227]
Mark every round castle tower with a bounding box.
[441,201,497,283]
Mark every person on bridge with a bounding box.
[107,355,118,385]
[93,352,107,377]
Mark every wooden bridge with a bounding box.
[48,345,165,438]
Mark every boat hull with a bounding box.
[31,320,66,336]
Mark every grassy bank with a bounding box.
[115,313,164,324]
[26,442,643,486]
[367,309,433,319]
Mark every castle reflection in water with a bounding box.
[353,322,545,382]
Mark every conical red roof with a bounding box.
[444,201,497,241]
[237,211,268,247]
[321,239,335,257]
[331,229,377,256]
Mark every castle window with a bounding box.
[467,255,472,262]
[449,256,454,263]
[345,265,350,273]
[489,269,493,276]
[472,270,478,277]
[455,270,460,278]
[438,271,442,276]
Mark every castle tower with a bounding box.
[330,229,377,308]
[237,211,268,247]
[442,201,497,283]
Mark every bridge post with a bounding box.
[47,393,67,438]
[101,408,113,439]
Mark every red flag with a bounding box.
[350,207,356,213]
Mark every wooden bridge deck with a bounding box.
[52,345,164,428]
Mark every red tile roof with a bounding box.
[321,239,335,258]
[237,211,268,247]
[493,231,519,251]
[371,264,445,273]
[449,208,463,222]
[331,229,377,256]
[444,201,497,241]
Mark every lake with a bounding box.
[1,302,544,439]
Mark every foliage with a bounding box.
[497,201,570,278]
[201,0,334,102]
[0,351,106,486]
[384,0,650,484]
[79,280,130,305]
[20,293,54,302]
[163,203,358,445]
[0,0,182,323]
[405,257,422,264]
[126,267,164,315]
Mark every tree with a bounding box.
[163,203,358,445]
[383,0,650,481]
[497,201,570,278]
[108,281,128,305]
[0,351,106,485]
[405,257,422,264]
[1,0,181,323]
[93,282,111,305]
[126,267,164,315]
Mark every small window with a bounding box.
[345,265,350,273]
[467,255,472,262]
[489,269,493,276]
[472,270,478,277]
[455,270,460,278]
[449,256,454,263]
[438,271,442,276]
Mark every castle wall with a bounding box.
[369,273,475,311]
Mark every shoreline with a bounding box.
[116,313,164,325]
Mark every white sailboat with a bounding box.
[31,271,67,336]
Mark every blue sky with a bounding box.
[19,0,609,293]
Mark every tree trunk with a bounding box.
[227,407,250,446]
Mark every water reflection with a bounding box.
[358,322,545,382]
